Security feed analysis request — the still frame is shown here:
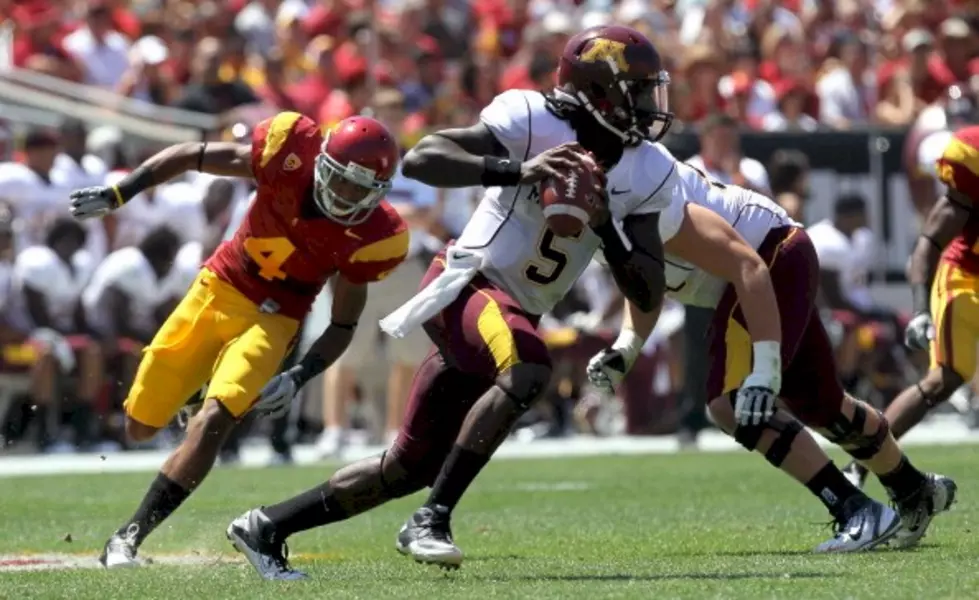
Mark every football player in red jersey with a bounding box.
[69,113,408,568]
[841,126,979,545]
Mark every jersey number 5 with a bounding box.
[525,229,581,286]
[244,237,296,280]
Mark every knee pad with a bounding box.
[496,363,552,410]
[825,402,889,460]
[733,416,803,468]
[761,418,804,468]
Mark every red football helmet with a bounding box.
[315,116,400,225]
[557,25,673,145]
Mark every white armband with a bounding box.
[751,340,782,393]
[612,328,644,367]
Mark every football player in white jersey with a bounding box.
[11,218,104,451]
[229,25,674,578]
[82,226,181,415]
[587,162,957,553]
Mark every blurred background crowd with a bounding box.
[0,0,978,461]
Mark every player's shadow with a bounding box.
[472,571,842,583]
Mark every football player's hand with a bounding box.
[904,311,934,351]
[734,381,777,427]
[69,186,118,220]
[586,347,632,392]
[254,370,299,419]
[519,142,590,184]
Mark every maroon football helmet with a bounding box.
[557,25,673,145]
[315,116,400,226]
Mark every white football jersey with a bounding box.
[459,89,673,315]
[106,171,207,248]
[0,162,72,252]
[807,219,875,310]
[657,161,798,308]
[51,153,110,264]
[11,246,95,332]
[159,241,204,301]
[82,247,165,335]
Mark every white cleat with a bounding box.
[890,473,957,549]
[99,524,140,568]
[395,505,463,570]
[227,509,308,580]
[814,498,901,553]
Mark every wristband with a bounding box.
[611,328,644,367]
[481,156,522,187]
[751,340,782,392]
[116,165,155,203]
[196,142,207,172]
[593,218,633,263]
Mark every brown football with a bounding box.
[540,157,603,238]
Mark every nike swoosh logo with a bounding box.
[610,189,630,196]
[344,229,362,240]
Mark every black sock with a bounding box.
[877,455,927,500]
[71,402,95,447]
[261,483,348,539]
[33,404,51,447]
[805,462,865,520]
[117,473,191,547]
[425,445,490,512]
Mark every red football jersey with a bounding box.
[206,112,409,319]
[936,125,979,274]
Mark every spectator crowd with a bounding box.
[1,0,978,457]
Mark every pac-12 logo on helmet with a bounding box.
[557,25,674,145]
[314,116,400,226]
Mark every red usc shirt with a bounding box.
[206,112,409,319]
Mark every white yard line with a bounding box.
[1,414,976,479]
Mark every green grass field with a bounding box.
[0,446,976,600]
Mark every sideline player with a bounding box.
[227,25,673,578]
[842,127,979,538]
[68,113,408,568]
[587,161,957,552]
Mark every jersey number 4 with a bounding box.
[525,229,581,285]
[244,237,296,280]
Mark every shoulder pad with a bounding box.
[626,142,680,215]
[343,208,409,283]
[937,131,979,201]
[15,247,64,293]
[251,112,320,177]
[480,90,563,160]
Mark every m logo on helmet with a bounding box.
[579,39,629,73]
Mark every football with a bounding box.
[540,155,604,238]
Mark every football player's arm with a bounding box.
[908,188,972,313]
[286,275,368,389]
[402,123,510,188]
[665,203,781,345]
[109,142,254,208]
[592,211,666,314]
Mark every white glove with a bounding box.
[69,186,118,220]
[734,341,782,426]
[586,329,643,392]
[904,311,934,351]
[253,369,299,419]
